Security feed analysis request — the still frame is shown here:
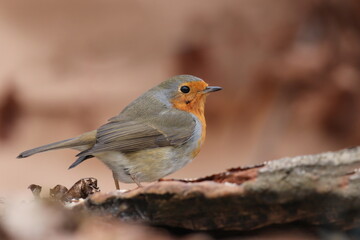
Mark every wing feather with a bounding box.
[79,109,195,156]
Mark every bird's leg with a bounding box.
[130,174,143,188]
[112,171,120,190]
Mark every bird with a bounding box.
[17,75,222,189]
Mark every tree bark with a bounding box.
[77,146,360,231]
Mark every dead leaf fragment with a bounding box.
[28,184,42,198]
[50,185,69,200]
[62,178,99,202]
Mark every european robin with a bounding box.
[17,75,222,189]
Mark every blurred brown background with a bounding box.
[1,0,360,196]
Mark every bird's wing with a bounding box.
[78,110,195,156]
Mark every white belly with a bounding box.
[94,146,194,183]
[94,151,134,183]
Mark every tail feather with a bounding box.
[17,130,97,158]
[68,155,94,169]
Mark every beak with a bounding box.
[203,86,222,93]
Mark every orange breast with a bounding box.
[170,81,208,157]
[174,100,206,157]
[190,103,206,157]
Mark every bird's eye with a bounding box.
[180,86,190,93]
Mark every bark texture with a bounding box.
[78,147,360,231]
